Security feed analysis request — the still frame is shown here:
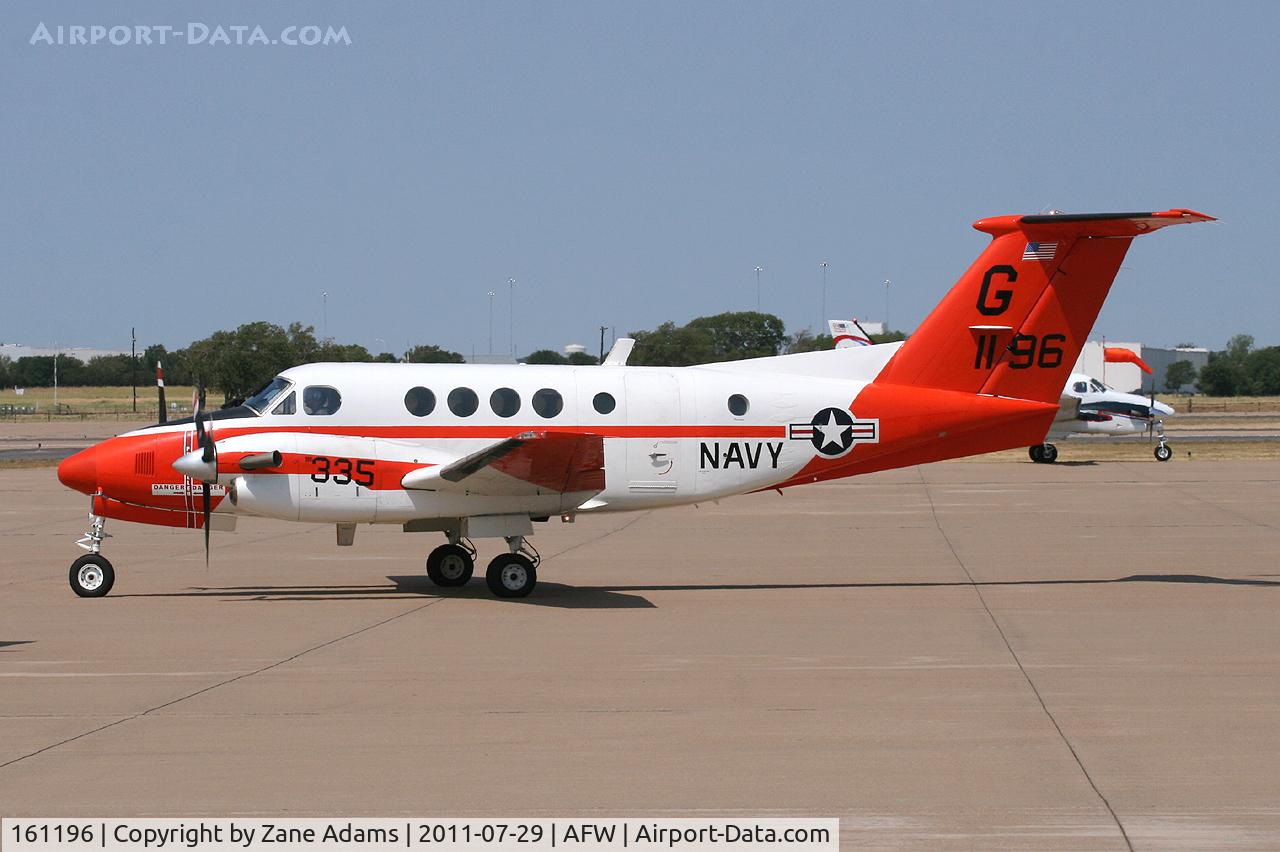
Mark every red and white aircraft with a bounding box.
[57,209,1213,599]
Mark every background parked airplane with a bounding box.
[1032,372,1175,462]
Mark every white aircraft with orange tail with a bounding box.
[57,209,1213,599]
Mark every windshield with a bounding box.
[1089,379,1108,393]
[244,376,292,414]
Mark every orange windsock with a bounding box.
[1104,347,1152,374]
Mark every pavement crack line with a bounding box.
[916,467,1134,852]
[541,510,654,562]
[0,597,447,772]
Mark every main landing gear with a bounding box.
[1029,443,1059,464]
[425,534,540,599]
[70,513,115,597]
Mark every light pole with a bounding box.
[820,261,829,331]
[487,290,496,355]
[883,279,892,333]
[321,291,328,341]
[754,266,763,310]
[52,342,58,412]
[508,278,517,357]
[131,327,137,413]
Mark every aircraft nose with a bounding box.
[57,446,99,495]
[1155,401,1176,417]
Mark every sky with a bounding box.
[1,1,1275,358]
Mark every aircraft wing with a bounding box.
[400,431,605,497]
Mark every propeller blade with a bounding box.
[202,480,211,567]
[156,360,167,425]
[1148,387,1156,440]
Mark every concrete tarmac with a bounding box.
[1,460,1278,850]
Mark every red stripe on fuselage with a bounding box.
[184,424,786,440]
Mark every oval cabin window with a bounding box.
[404,387,436,417]
[448,387,479,417]
[532,388,563,418]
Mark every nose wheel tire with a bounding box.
[69,554,115,598]
[1154,444,1173,462]
[426,544,474,587]
[486,553,537,598]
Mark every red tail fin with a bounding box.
[874,209,1213,404]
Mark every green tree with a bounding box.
[186,322,300,403]
[1225,333,1254,363]
[1164,360,1196,393]
[566,351,598,365]
[1242,347,1280,396]
[315,342,373,362]
[784,330,833,353]
[1197,357,1241,396]
[685,311,787,361]
[12,355,85,387]
[870,329,908,344]
[405,344,465,364]
[80,354,134,386]
[525,349,569,365]
[0,355,10,388]
[372,352,399,363]
[629,312,787,366]
[629,321,715,366]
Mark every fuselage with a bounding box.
[1048,372,1175,439]
[58,355,920,528]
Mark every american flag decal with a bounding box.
[1022,241,1058,262]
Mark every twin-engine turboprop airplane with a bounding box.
[1030,372,1176,463]
[57,209,1213,599]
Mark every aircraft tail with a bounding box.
[873,210,1214,404]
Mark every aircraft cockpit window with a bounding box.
[727,394,749,416]
[490,387,521,418]
[271,391,296,415]
[244,376,292,414]
[303,386,342,416]
[532,388,563,418]
[593,392,616,415]
[448,387,479,417]
[1073,381,1089,393]
[1090,379,1108,393]
[404,387,436,417]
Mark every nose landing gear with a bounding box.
[1153,419,1173,462]
[70,512,114,597]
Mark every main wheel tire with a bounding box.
[486,553,537,598]
[1154,444,1173,462]
[1028,445,1044,463]
[427,544,474,587]
[1041,443,1059,463]
[70,554,115,598]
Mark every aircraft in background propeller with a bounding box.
[58,209,1213,599]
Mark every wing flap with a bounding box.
[401,431,605,497]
